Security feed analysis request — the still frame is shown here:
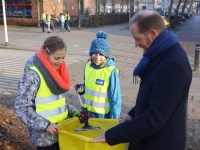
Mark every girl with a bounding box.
[76,31,122,119]
[14,36,79,150]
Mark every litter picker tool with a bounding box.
[74,85,100,131]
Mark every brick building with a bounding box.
[63,0,96,15]
[0,0,96,21]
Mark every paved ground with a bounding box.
[0,14,200,149]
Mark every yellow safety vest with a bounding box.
[83,63,119,114]
[28,66,68,123]
[65,14,70,21]
[41,14,46,23]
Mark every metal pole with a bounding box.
[129,0,131,21]
[78,0,81,29]
[2,0,8,46]
[194,44,200,71]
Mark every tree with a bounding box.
[174,0,182,22]
[168,0,174,21]
[120,0,126,12]
[180,0,188,18]
[35,0,42,27]
[96,0,100,14]
[111,0,116,12]
[99,0,107,13]
[124,0,129,11]
[188,0,194,13]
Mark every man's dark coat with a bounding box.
[105,43,192,150]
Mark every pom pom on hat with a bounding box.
[89,31,110,58]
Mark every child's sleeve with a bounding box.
[108,68,122,119]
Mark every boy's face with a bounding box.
[91,53,106,66]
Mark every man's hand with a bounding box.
[120,114,133,123]
[90,132,106,143]
[46,124,61,135]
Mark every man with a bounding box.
[90,10,192,150]
[41,11,46,33]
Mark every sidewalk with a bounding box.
[0,14,200,149]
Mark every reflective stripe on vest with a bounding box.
[29,66,68,123]
[83,63,116,114]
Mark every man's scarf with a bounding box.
[133,29,179,79]
[33,46,70,95]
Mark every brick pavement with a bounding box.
[0,14,200,149]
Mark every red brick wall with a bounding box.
[84,0,96,15]
[63,0,78,15]
[31,0,38,19]
[63,0,96,15]
[31,0,64,19]
[42,0,63,17]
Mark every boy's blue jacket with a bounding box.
[84,58,122,119]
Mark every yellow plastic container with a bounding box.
[58,117,126,150]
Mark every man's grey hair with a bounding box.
[129,10,165,34]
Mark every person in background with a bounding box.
[41,11,46,33]
[46,14,52,33]
[59,13,65,33]
[90,10,192,150]
[64,11,71,32]
[50,18,55,32]
[14,36,80,150]
[75,31,122,119]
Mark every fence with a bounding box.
[0,13,131,27]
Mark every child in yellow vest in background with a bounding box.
[75,31,122,119]
[41,11,46,33]
[64,11,71,32]
[14,36,80,150]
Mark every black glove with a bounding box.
[75,84,85,95]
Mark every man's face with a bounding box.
[130,23,153,51]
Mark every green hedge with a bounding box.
[0,18,38,26]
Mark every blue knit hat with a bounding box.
[89,31,110,58]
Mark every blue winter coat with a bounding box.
[105,43,192,150]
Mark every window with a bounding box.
[0,0,32,18]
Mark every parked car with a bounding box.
[178,11,191,18]
[163,12,184,20]
[183,12,190,18]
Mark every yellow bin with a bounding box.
[58,117,126,150]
